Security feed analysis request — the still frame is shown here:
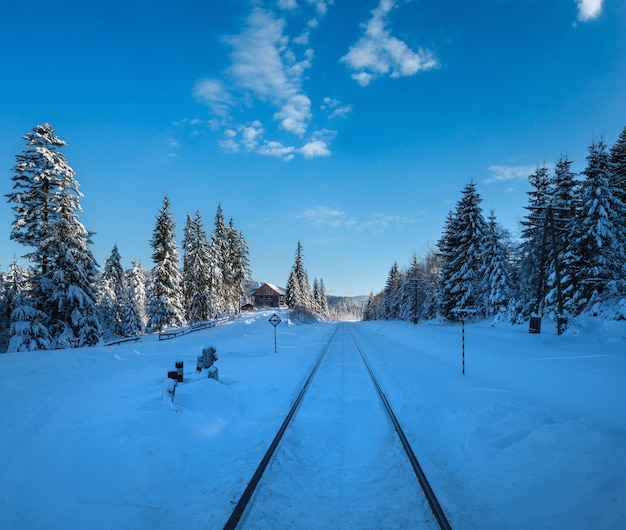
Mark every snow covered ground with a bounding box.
[0,310,624,529]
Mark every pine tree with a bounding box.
[286,240,313,310]
[209,204,229,316]
[318,278,329,318]
[576,138,624,308]
[0,260,28,351]
[610,125,626,209]
[123,260,147,336]
[398,254,423,323]
[6,123,100,348]
[312,277,330,318]
[7,304,51,352]
[381,262,403,319]
[147,196,184,331]
[514,164,552,320]
[226,218,252,314]
[482,211,513,318]
[182,211,212,323]
[438,182,488,320]
[99,244,126,337]
[549,155,584,315]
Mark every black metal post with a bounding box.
[273,325,277,354]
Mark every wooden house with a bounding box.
[253,283,286,308]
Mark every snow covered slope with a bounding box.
[0,311,624,529]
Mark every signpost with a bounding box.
[268,313,281,353]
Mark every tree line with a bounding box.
[0,123,251,352]
[366,127,626,327]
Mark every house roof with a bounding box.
[254,282,286,296]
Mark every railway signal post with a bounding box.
[268,313,281,353]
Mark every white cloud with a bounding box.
[241,121,264,150]
[258,140,296,160]
[193,78,232,116]
[276,0,298,10]
[321,97,354,119]
[298,206,351,228]
[576,0,603,22]
[227,8,313,136]
[195,2,341,160]
[357,213,416,233]
[341,0,438,85]
[298,140,331,158]
[484,164,538,184]
[218,139,240,153]
[306,0,332,16]
[273,94,312,134]
[297,206,414,233]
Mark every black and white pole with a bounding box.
[461,318,466,376]
[268,313,281,353]
[452,309,476,376]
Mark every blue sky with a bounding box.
[1,0,624,296]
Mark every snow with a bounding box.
[0,310,624,529]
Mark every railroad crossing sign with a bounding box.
[268,313,281,353]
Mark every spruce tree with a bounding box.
[438,182,488,320]
[6,123,100,348]
[182,211,212,323]
[514,164,552,320]
[482,211,513,318]
[147,196,184,331]
[318,278,329,318]
[226,218,252,313]
[99,244,126,337]
[549,155,584,315]
[381,262,403,319]
[208,204,228,316]
[123,260,147,336]
[576,138,624,308]
[286,240,313,310]
[399,253,424,322]
[610,125,626,209]
[312,277,329,318]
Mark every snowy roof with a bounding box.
[255,282,286,295]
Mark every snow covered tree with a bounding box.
[147,196,184,331]
[313,277,330,318]
[548,155,584,315]
[363,291,383,321]
[575,138,625,309]
[226,218,252,314]
[0,260,30,351]
[380,262,403,319]
[438,182,488,320]
[122,260,147,336]
[609,126,626,286]
[99,244,126,337]
[6,123,100,348]
[513,164,553,320]
[207,204,228,316]
[286,240,313,310]
[7,304,51,352]
[45,197,101,348]
[610,125,626,210]
[398,253,425,323]
[482,211,513,318]
[182,211,212,323]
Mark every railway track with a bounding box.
[224,323,451,529]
